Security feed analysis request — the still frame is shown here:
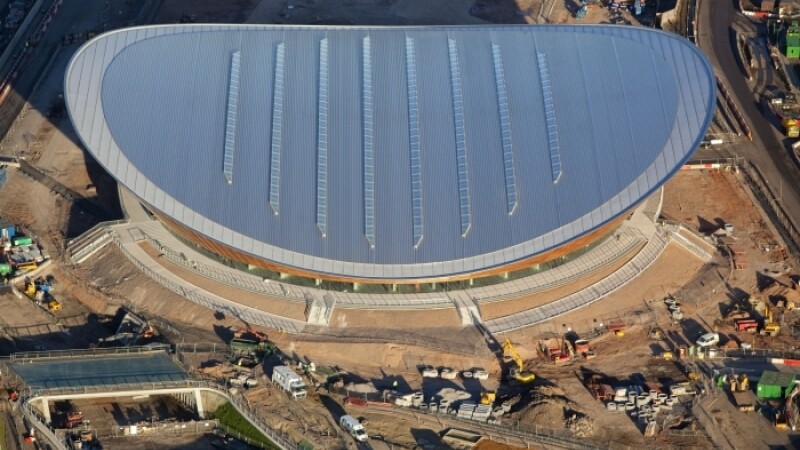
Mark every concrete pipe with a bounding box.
[665,399,675,407]
[607,402,618,411]
[649,390,659,400]
[627,392,637,403]
[635,395,649,407]
[625,402,636,411]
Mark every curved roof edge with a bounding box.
[66,24,715,280]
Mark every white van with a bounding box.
[339,415,368,442]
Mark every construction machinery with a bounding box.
[763,303,781,336]
[23,277,60,313]
[502,338,535,383]
[479,390,496,406]
[726,373,755,412]
[56,411,83,429]
[96,310,158,347]
[770,95,800,137]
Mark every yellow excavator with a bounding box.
[764,304,781,336]
[502,338,535,384]
[480,390,496,405]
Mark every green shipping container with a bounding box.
[11,236,32,246]
[757,371,797,399]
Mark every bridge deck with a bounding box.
[11,352,188,389]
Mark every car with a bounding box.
[421,366,439,378]
[696,332,720,348]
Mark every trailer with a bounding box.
[272,366,307,399]
[733,390,756,412]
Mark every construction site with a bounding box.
[0,0,795,450]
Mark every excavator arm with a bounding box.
[502,338,535,383]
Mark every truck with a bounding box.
[339,415,368,443]
[733,390,756,412]
[272,366,307,399]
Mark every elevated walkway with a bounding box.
[70,189,707,334]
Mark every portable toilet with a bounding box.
[757,371,796,399]
[787,22,800,58]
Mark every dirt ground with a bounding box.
[663,170,789,274]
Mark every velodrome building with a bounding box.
[65,25,714,289]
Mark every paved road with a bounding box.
[696,0,800,227]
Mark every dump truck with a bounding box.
[733,390,756,412]
[272,366,307,399]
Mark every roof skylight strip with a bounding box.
[448,38,471,237]
[269,43,286,215]
[316,38,329,237]
[363,36,376,249]
[405,36,424,249]
[491,43,518,215]
[222,50,241,185]
[536,52,562,184]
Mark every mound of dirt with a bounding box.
[516,386,594,435]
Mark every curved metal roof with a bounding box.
[65,24,715,280]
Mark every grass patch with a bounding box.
[212,402,279,449]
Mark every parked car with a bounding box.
[696,332,720,348]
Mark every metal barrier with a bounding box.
[10,345,166,362]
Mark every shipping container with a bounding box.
[757,371,796,399]
[11,236,32,246]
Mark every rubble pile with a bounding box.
[565,414,595,437]
[516,385,591,433]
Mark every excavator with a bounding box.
[502,338,535,384]
[763,304,781,336]
[479,390,496,406]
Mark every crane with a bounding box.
[502,338,535,384]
